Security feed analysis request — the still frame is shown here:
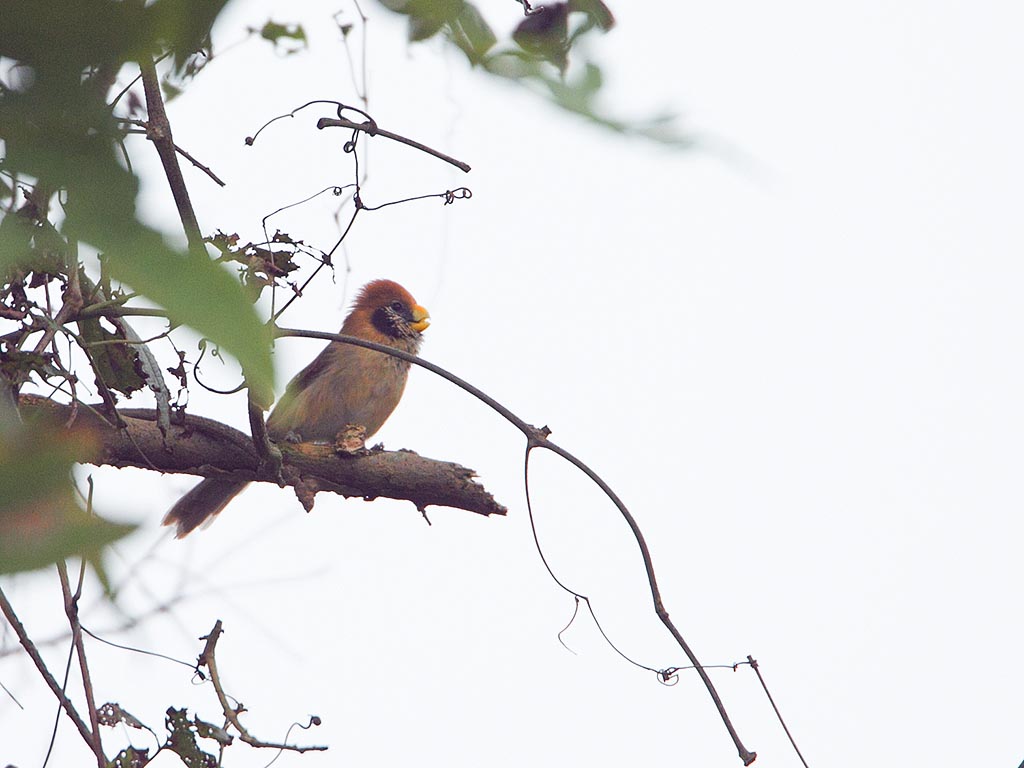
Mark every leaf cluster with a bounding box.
[0,0,274,574]
[373,0,687,142]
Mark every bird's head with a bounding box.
[345,279,430,341]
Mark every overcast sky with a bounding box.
[3,1,1024,767]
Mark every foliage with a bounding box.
[0,5,765,768]
[374,0,689,143]
[0,0,683,577]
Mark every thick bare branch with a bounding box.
[18,395,506,519]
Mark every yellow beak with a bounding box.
[410,304,430,333]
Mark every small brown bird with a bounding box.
[163,279,430,537]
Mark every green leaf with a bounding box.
[0,0,228,72]
[99,240,275,406]
[256,20,309,52]
[98,702,148,730]
[147,0,231,68]
[1,0,273,402]
[194,717,233,746]
[512,2,570,72]
[0,418,135,576]
[409,13,446,41]
[453,3,497,63]
[0,76,275,404]
[568,0,615,32]
[110,746,151,768]
[484,57,695,147]
[78,317,149,397]
[379,0,466,42]
[0,207,37,277]
[165,707,218,768]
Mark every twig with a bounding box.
[174,143,226,187]
[56,561,106,768]
[30,260,83,358]
[316,115,471,173]
[271,327,757,764]
[0,678,23,709]
[119,116,225,186]
[74,306,173,321]
[748,656,810,767]
[247,101,469,172]
[0,587,98,750]
[197,621,327,753]
[139,57,204,252]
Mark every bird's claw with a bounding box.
[335,424,368,455]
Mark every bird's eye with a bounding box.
[390,300,405,312]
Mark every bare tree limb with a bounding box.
[197,620,327,753]
[17,395,507,519]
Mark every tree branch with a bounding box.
[198,620,327,753]
[315,116,472,173]
[56,561,105,768]
[139,57,204,252]
[17,395,506,519]
[272,328,757,764]
[0,587,98,752]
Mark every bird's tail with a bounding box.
[162,477,249,538]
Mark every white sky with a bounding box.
[3,1,1024,766]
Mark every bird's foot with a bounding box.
[334,423,368,455]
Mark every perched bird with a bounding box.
[163,279,430,538]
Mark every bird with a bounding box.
[163,279,430,538]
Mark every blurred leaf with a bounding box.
[78,317,148,397]
[99,241,275,406]
[487,58,695,147]
[379,0,466,42]
[0,205,38,277]
[452,3,497,63]
[0,71,275,404]
[568,0,615,31]
[147,0,230,69]
[373,0,691,148]
[160,78,184,101]
[513,2,570,72]
[255,20,308,53]
[0,0,227,72]
[0,418,135,576]
[0,1,141,68]
[409,13,446,42]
